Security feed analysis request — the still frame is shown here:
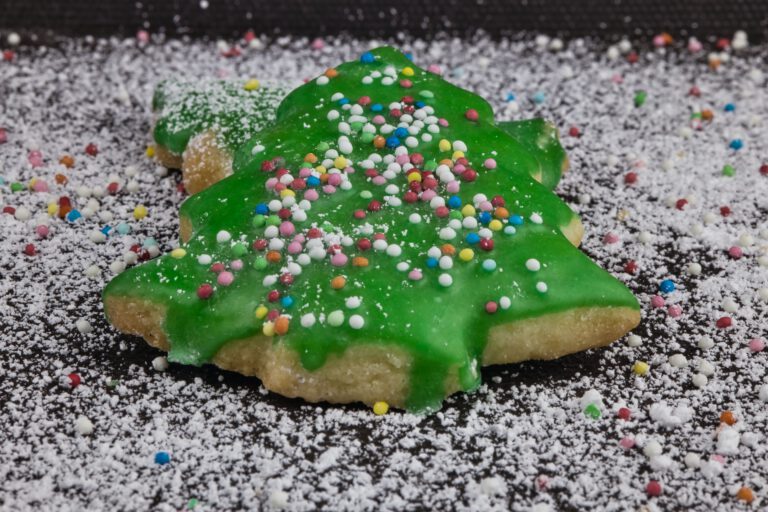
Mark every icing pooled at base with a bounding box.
[105,47,639,412]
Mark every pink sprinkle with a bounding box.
[478,201,493,212]
[748,338,765,352]
[330,253,348,267]
[611,74,624,84]
[136,30,149,44]
[322,185,336,194]
[454,164,466,174]
[603,232,620,244]
[28,151,44,168]
[465,109,479,122]
[421,189,437,202]
[650,295,665,308]
[536,475,549,490]
[711,454,726,464]
[653,35,666,47]
[310,38,324,50]
[438,118,449,127]
[484,158,497,170]
[427,64,442,75]
[372,115,386,125]
[396,154,410,165]
[265,177,278,190]
[408,269,423,281]
[273,183,286,193]
[327,173,342,187]
[217,271,234,286]
[728,246,743,259]
[485,301,498,314]
[298,168,312,178]
[287,241,303,254]
[33,180,48,192]
[36,225,49,238]
[279,222,295,236]
[230,259,243,271]
[400,79,413,88]
[372,176,387,186]
[445,180,460,194]
[619,436,635,450]
[668,304,683,317]
[688,38,703,53]
[304,189,319,201]
[0,128,7,144]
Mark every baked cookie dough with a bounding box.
[105,47,640,412]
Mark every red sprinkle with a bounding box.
[23,244,36,256]
[465,109,479,122]
[3,206,15,215]
[617,407,631,420]
[716,316,733,329]
[603,232,619,244]
[0,128,7,144]
[646,480,662,497]
[720,206,732,217]
[568,126,581,137]
[675,199,688,210]
[367,200,382,212]
[107,182,119,195]
[624,172,638,184]
[67,373,82,388]
[357,238,372,251]
[485,301,498,314]
[197,284,214,299]
[689,85,701,97]
[624,260,638,275]
[728,246,743,259]
[2,50,15,62]
[85,143,98,157]
[267,290,280,302]
[760,164,768,176]
[478,239,494,252]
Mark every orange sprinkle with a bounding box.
[439,158,454,167]
[373,135,386,149]
[720,410,737,425]
[59,154,75,168]
[266,251,281,264]
[441,244,456,256]
[331,276,347,290]
[736,487,754,503]
[494,207,509,219]
[304,153,318,163]
[274,316,290,336]
[660,32,674,45]
[352,256,369,267]
[324,68,338,78]
[54,173,68,185]
[320,173,330,183]
[701,109,714,122]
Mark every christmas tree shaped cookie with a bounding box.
[105,47,640,412]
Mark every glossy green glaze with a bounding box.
[106,47,638,412]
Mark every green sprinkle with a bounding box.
[252,215,266,227]
[419,90,434,99]
[360,132,374,143]
[424,160,437,171]
[266,215,281,227]
[360,190,373,199]
[232,243,247,257]
[722,164,735,177]
[634,90,647,108]
[315,141,330,152]
[11,182,24,192]
[187,498,199,509]
[107,379,119,388]
[253,257,267,270]
[584,403,601,419]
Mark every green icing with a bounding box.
[105,47,639,412]
[152,80,285,155]
[497,119,567,189]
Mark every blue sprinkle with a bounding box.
[509,214,524,226]
[0,177,5,186]
[306,176,321,187]
[503,226,517,235]
[281,296,294,308]
[447,196,462,209]
[404,52,414,61]
[482,259,497,272]
[116,222,130,235]
[100,225,112,236]
[426,257,438,269]
[532,92,546,104]
[478,212,492,224]
[143,237,158,248]
[466,232,481,245]
[506,92,516,102]
[370,103,383,112]
[385,136,400,149]
[154,451,171,465]
[254,203,269,215]
[415,101,426,108]
[659,279,676,294]
[729,139,743,150]
[338,98,350,106]
[394,127,408,138]
[66,210,81,223]
[360,52,375,64]
[724,103,736,112]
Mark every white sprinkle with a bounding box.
[530,213,543,224]
[439,255,453,270]
[686,262,702,276]
[668,354,688,368]
[698,360,715,376]
[692,373,708,388]
[499,296,511,310]
[698,336,714,350]
[386,244,402,257]
[525,258,541,272]
[439,227,456,240]
[75,415,94,436]
[409,213,421,224]
[300,313,316,328]
[216,230,231,243]
[251,144,265,154]
[627,334,642,347]
[316,76,329,85]
[536,282,548,293]
[197,254,212,265]
[76,319,92,334]
[327,310,344,327]
[643,440,663,458]
[349,315,365,330]
[684,452,701,469]
[152,356,169,372]
[345,297,361,309]
[438,274,453,287]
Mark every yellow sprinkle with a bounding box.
[452,150,465,160]
[255,305,268,320]
[488,219,503,231]
[333,156,347,169]
[28,178,38,190]
[262,321,275,337]
[461,205,476,217]
[459,248,475,262]
[170,248,187,259]
[146,145,155,158]
[438,139,451,152]
[407,171,422,182]
[279,189,296,198]
[47,203,58,216]
[633,361,650,375]
[373,401,389,415]
[315,165,327,174]
[133,205,148,220]
[401,66,414,77]
[243,78,260,91]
